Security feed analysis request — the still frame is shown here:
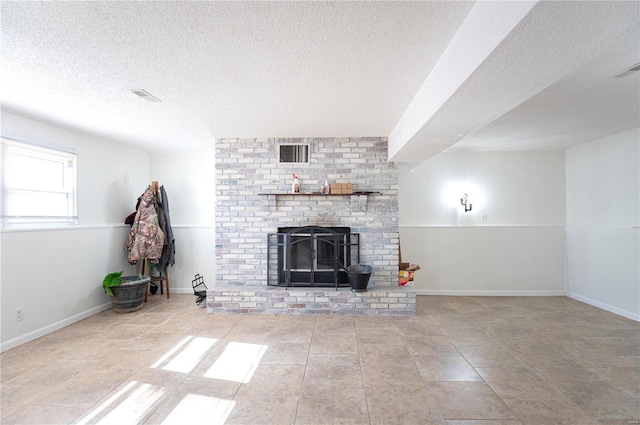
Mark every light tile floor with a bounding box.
[1,294,639,424]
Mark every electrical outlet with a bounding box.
[481,213,488,223]
[16,308,23,322]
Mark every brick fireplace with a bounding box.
[213,137,413,315]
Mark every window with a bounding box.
[1,137,77,229]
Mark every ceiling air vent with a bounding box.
[614,63,640,78]
[131,89,162,103]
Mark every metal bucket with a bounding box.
[346,264,372,292]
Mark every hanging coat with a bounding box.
[158,185,175,268]
[125,186,165,264]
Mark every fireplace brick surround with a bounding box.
[213,137,409,314]
[208,286,416,315]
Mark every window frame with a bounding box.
[1,137,78,230]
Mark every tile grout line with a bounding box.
[354,315,373,425]
[291,314,315,425]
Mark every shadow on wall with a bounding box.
[105,176,139,278]
[107,225,137,276]
[105,176,135,224]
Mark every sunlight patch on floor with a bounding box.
[151,336,192,369]
[160,393,236,425]
[76,381,165,425]
[204,341,268,383]
[96,383,165,424]
[75,381,138,425]
[151,336,217,374]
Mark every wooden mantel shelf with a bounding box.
[258,192,381,212]
[257,192,381,196]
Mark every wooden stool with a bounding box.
[141,259,170,302]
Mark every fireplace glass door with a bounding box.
[289,233,345,271]
[268,226,358,287]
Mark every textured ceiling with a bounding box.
[1,1,473,152]
[1,1,639,165]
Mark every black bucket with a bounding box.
[346,264,372,292]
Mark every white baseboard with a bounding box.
[0,302,113,353]
[566,291,640,322]
[168,287,193,294]
[2,289,200,352]
[414,289,566,297]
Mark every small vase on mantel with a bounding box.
[292,174,300,193]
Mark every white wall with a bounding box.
[1,110,148,351]
[399,150,566,294]
[565,129,640,320]
[149,151,216,293]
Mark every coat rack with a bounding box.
[143,180,170,301]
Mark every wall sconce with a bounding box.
[460,193,472,212]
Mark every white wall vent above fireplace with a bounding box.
[278,143,310,164]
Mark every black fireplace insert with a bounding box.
[267,226,360,288]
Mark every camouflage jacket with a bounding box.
[125,186,165,264]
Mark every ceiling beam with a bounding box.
[388,1,640,167]
[388,0,538,164]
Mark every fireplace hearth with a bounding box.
[267,226,360,288]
